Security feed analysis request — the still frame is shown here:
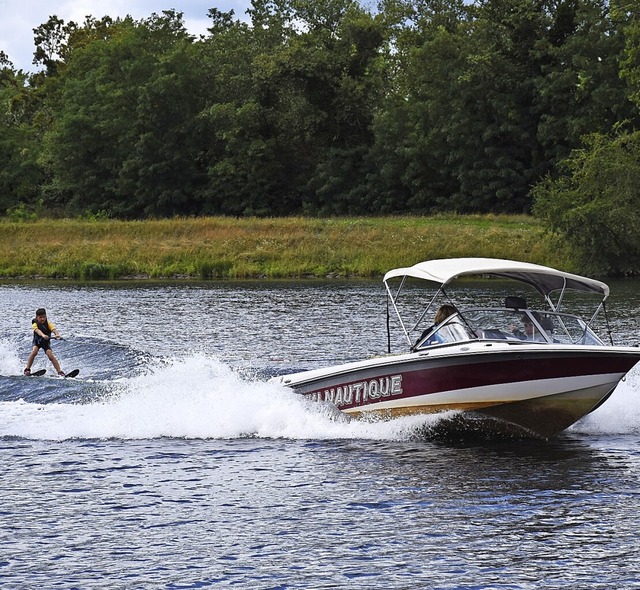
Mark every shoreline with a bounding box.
[0,215,575,280]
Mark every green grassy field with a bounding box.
[0,215,573,280]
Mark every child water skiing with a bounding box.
[24,308,66,377]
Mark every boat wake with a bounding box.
[0,336,431,440]
[1,337,639,442]
[570,365,640,435]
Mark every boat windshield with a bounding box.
[414,309,604,349]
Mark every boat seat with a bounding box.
[505,296,527,310]
[540,317,554,332]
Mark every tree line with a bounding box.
[1,0,640,270]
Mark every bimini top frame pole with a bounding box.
[383,257,611,350]
[384,275,410,348]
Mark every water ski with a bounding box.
[27,369,47,377]
[64,369,80,378]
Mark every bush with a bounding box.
[198,260,232,279]
[6,203,38,222]
[532,130,640,275]
[79,262,112,280]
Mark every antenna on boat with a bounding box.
[386,293,391,353]
[602,300,614,345]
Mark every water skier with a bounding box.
[24,308,66,376]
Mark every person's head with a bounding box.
[522,312,540,336]
[435,304,457,325]
[35,308,47,321]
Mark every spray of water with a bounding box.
[0,355,439,441]
[3,336,640,441]
[570,367,640,435]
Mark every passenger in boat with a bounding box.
[23,308,65,376]
[413,304,458,348]
[511,312,546,342]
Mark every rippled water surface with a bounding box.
[2,279,640,589]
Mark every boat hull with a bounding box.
[273,343,640,438]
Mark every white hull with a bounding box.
[272,342,640,438]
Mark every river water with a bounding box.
[1,279,640,589]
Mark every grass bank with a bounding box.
[0,215,573,280]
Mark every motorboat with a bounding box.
[270,258,640,438]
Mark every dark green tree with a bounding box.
[301,5,386,214]
[620,1,640,109]
[32,15,78,77]
[533,0,639,170]
[0,61,43,213]
[532,3,640,274]
[369,0,638,214]
[198,6,284,215]
[41,11,209,217]
[532,130,640,274]
[4,0,639,220]
[200,0,385,216]
[366,0,467,213]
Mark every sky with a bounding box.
[0,0,251,72]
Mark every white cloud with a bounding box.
[0,0,250,72]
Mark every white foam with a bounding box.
[0,355,434,441]
[0,336,50,375]
[570,367,640,435]
[0,338,23,375]
[4,352,640,441]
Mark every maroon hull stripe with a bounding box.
[296,350,640,411]
[399,356,626,399]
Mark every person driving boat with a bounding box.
[413,304,462,348]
